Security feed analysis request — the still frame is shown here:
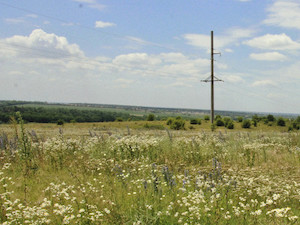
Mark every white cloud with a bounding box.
[267,92,287,99]
[184,27,256,50]
[224,75,244,83]
[5,18,25,24]
[250,52,287,61]
[26,14,38,18]
[264,0,300,30]
[95,20,116,28]
[252,80,277,87]
[4,29,84,58]
[159,52,187,63]
[62,22,75,26]
[116,78,134,84]
[244,33,300,51]
[113,53,162,68]
[224,48,233,53]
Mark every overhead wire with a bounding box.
[1,1,299,113]
[0,1,180,52]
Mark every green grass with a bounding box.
[0,120,299,224]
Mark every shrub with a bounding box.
[166,117,174,125]
[267,114,275,122]
[204,115,210,121]
[57,119,64,125]
[215,115,222,120]
[242,119,251,128]
[190,119,201,125]
[170,118,185,130]
[277,117,286,127]
[292,121,300,130]
[147,114,155,121]
[215,118,225,127]
[189,125,195,130]
[223,117,231,127]
[190,119,198,125]
[115,117,123,122]
[143,123,164,130]
[227,121,234,129]
[237,116,243,122]
[252,120,257,127]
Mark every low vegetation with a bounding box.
[0,113,299,224]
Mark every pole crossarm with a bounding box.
[200,76,223,83]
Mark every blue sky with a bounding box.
[0,0,300,114]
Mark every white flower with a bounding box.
[104,208,110,214]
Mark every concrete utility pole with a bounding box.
[201,31,223,124]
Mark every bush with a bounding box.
[267,114,275,122]
[197,119,202,125]
[115,117,123,122]
[223,117,231,127]
[143,123,165,130]
[166,117,174,125]
[227,121,234,129]
[277,117,286,127]
[190,119,198,125]
[57,119,64,125]
[190,119,201,125]
[292,121,300,130]
[242,119,251,128]
[215,118,224,127]
[215,115,222,120]
[204,115,210,121]
[147,114,155,121]
[252,120,257,127]
[237,117,243,122]
[170,117,185,130]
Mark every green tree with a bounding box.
[267,114,275,122]
[277,117,286,127]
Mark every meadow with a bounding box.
[0,117,299,224]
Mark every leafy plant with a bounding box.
[277,117,286,126]
[242,119,251,128]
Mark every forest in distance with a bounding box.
[0,100,299,126]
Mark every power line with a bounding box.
[0,1,179,53]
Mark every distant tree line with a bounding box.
[0,106,139,123]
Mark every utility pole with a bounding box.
[201,31,223,124]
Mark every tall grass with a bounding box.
[0,119,299,224]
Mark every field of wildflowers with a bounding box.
[0,119,299,224]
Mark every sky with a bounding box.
[0,0,300,114]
